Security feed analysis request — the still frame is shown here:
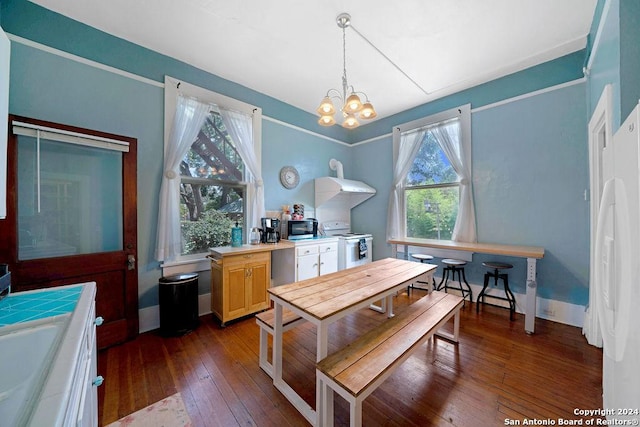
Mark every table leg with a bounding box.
[317,322,332,427]
[525,257,537,334]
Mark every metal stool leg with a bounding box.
[460,267,472,302]
[502,273,516,320]
[437,267,450,291]
[477,272,491,313]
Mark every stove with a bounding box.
[321,221,373,270]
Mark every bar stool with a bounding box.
[408,253,436,293]
[476,261,515,320]
[437,259,472,305]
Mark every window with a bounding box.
[180,111,245,254]
[156,77,263,263]
[388,105,476,243]
[405,124,459,240]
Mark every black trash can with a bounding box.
[159,273,199,336]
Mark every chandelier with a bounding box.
[317,13,377,129]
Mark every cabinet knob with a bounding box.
[95,316,104,326]
[92,376,104,387]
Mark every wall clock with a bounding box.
[279,166,300,189]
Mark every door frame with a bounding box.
[0,115,138,347]
[585,84,613,347]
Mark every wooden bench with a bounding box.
[255,308,306,378]
[316,291,463,427]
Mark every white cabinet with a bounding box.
[271,238,339,286]
[28,282,102,427]
[295,240,338,281]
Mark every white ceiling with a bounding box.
[31,0,597,123]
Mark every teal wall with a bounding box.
[5,0,639,310]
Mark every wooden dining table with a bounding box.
[267,257,436,426]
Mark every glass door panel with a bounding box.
[17,136,123,260]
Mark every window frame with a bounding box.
[391,105,471,242]
[163,76,262,266]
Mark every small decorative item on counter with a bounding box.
[292,203,304,220]
[250,227,261,245]
[281,205,291,221]
[231,221,243,247]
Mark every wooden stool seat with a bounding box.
[477,261,516,320]
[438,259,472,305]
[408,254,436,293]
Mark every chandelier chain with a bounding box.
[342,25,348,101]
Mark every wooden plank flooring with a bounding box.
[98,290,603,426]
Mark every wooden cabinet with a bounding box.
[210,250,271,325]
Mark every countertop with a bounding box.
[209,241,296,258]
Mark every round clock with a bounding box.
[279,166,300,189]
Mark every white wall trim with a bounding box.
[471,77,586,114]
[11,32,587,149]
[584,0,612,75]
[8,33,164,88]
[262,115,348,145]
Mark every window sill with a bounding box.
[160,255,210,276]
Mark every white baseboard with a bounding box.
[443,281,586,328]
[138,287,586,334]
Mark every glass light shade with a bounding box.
[342,115,360,129]
[318,114,336,126]
[345,93,363,112]
[317,96,336,115]
[360,102,377,119]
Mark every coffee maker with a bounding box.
[261,217,280,243]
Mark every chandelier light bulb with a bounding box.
[317,96,336,115]
[360,102,377,119]
[342,114,360,129]
[318,115,336,126]
[345,93,363,112]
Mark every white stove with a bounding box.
[321,221,373,270]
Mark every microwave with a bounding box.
[285,219,318,240]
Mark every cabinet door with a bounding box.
[320,249,338,276]
[226,264,248,319]
[247,260,269,312]
[297,253,319,281]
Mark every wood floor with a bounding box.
[98,290,603,426]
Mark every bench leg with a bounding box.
[452,309,460,342]
[351,398,363,427]
[258,326,273,378]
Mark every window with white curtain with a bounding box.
[387,105,476,243]
[156,77,263,263]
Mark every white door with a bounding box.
[595,103,640,420]
[585,84,613,346]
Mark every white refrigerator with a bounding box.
[595,101,640,420]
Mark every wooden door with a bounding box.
[0,115,138,349]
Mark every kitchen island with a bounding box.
[208,241,295,325]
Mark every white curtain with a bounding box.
[155,95,211,262]
[386,129,427,240]
[429,122,477,242]
[219,108,265,228]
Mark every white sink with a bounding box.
[0,315,69,426]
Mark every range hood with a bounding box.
[315,159,376,209]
